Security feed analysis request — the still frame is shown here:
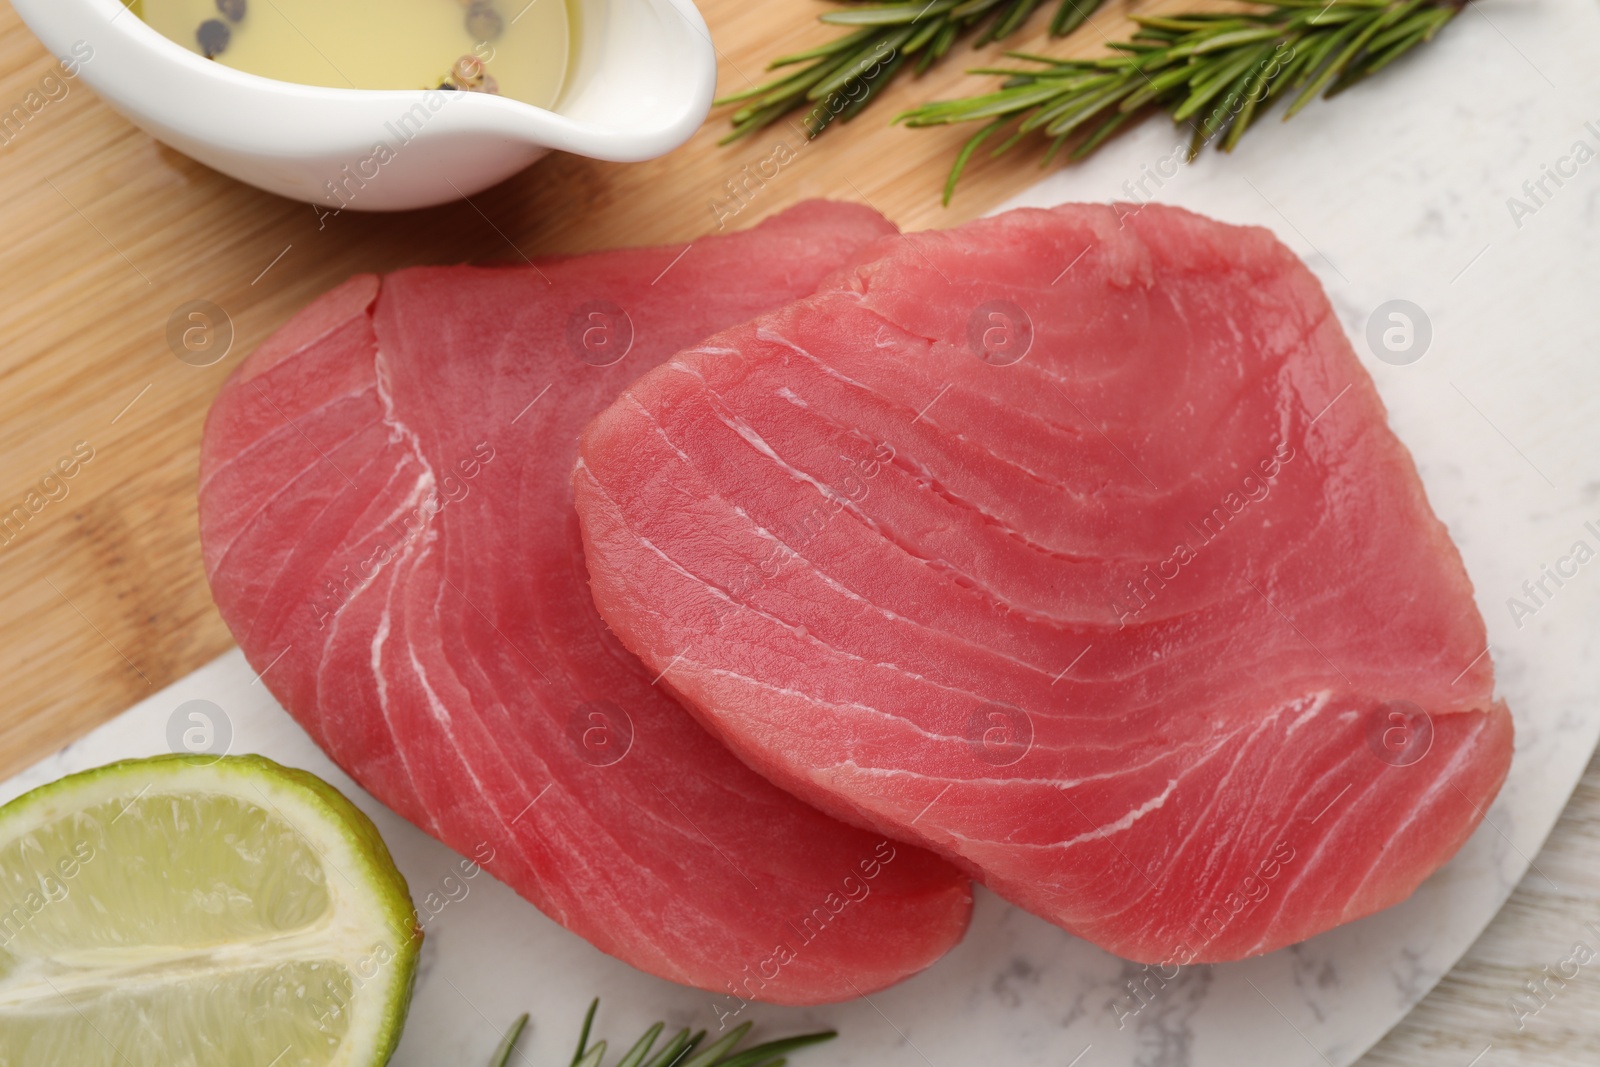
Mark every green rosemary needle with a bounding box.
[897,0,1471,203]
[489,1013,532,1067]
[486,998,837,1067]
[717,0,1111,142]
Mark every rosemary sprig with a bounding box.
[490,1013,532,1067]
[898,0,1470,202]
[717,0,1111,142]
[487,999,837,1067]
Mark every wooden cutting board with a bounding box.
[0,0,1144,778]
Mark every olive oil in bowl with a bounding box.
[133,0,572,109]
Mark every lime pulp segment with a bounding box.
[0,754,419,1067]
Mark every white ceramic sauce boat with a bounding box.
[11,0,716,210]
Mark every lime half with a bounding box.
[0,754,419,1067]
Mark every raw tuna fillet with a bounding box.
[573,202,1514,965]
[199,201,972,1003]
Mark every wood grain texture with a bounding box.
[0,0,1586,1062]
